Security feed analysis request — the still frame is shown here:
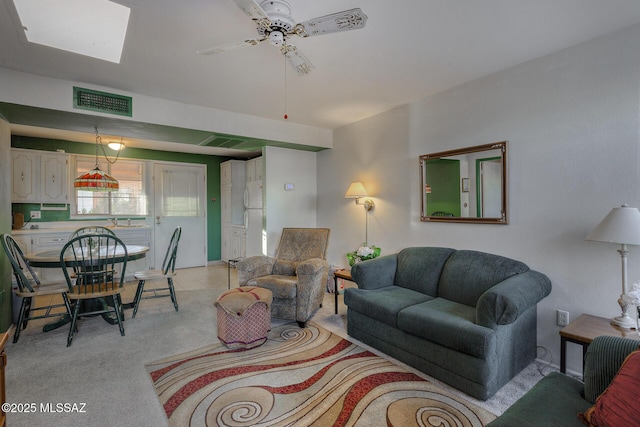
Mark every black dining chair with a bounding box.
[69,225,115,239]
[132,226,181,318]
[1,234,72,343]
[60,233,128,347]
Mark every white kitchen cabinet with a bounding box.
[11,149,68,204]
[229,225,246,260]
[246,156,263,182]
[15,231,71,283]
[40,152,68,203]
[220,160,247,261]
[11,150,37,202]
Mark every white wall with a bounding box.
[0,67,332,150]
[318,23,640,374]
[264,146,318,256]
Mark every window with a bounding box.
[73,156,147,216]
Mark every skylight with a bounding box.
[13,0,130,63]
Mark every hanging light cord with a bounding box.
[283,52,288,120]
[95,126,121,165]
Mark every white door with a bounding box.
[153,162,207,269]
[480,159,502,218]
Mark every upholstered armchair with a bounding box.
[237,228,330,327]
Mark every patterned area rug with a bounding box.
[146,322,496,426]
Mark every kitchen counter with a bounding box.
[12,222,150,235]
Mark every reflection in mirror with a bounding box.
[420,141,508,224]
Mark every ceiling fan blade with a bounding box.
[197,38,264,56]
[282,45,314,76]
[295,8,367,38]
[231,0,271,30]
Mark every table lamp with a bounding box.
[586,204,640,328]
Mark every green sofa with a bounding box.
[488,335,640,426]
[344,247,552,400]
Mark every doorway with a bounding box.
[152,162,206,269]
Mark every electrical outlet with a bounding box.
[30,210,41,219]
[557,310,570,326]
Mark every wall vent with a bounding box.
[73,87,132,117]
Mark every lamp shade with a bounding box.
[585,204,640,245]
[345,182,368,198]
[74,166,119,192]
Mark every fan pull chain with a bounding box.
[283,53,288,120]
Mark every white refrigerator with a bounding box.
[244,180,263,257]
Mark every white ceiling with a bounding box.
[2,0,640,147]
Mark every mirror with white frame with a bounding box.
[420,141,508,224]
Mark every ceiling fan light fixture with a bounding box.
[269,31,284,46]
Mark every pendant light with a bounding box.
[73,127,122,192]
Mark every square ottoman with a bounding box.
[214,286,272,349]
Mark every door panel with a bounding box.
[153,162,206,269]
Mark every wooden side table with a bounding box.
[559,313,639,375]
[333,269,355,314]
[227,258,243,289]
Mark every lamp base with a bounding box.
[611,314,637,329]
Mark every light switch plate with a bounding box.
[284,183,294,191]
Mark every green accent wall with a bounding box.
[425,158,461,216]
[12,135,235,261]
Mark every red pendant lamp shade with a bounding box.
[74,165,119,191]
[74,126,121,192]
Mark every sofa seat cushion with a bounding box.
[397,298,495,359]
[248,275,297,299]
[344,286,433,327]
[487,371,588,427]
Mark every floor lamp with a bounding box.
[586,204,640,329]
[344,182,374,246]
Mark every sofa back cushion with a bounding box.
[395,247,456,296]
[438,250,529,307]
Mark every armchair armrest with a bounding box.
[295,258,328,322]
[350,254,398,290]
[476,270,552,328]
[296,258,325,275]
[236,256,276,286]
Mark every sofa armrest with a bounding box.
[350,254,398,290]
[476,270,552,328]
[583,335,640,403]
[236,256,276,286]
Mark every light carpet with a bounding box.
[146,322,496,427]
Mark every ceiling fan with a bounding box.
[198,0,368,76]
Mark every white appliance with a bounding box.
[244,181,262,209]
[244,180,263,256]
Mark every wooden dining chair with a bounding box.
[132,226,181,318]
[1,234,72,344]
[60,233,128,347]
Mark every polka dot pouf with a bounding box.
[214,286,273,349]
